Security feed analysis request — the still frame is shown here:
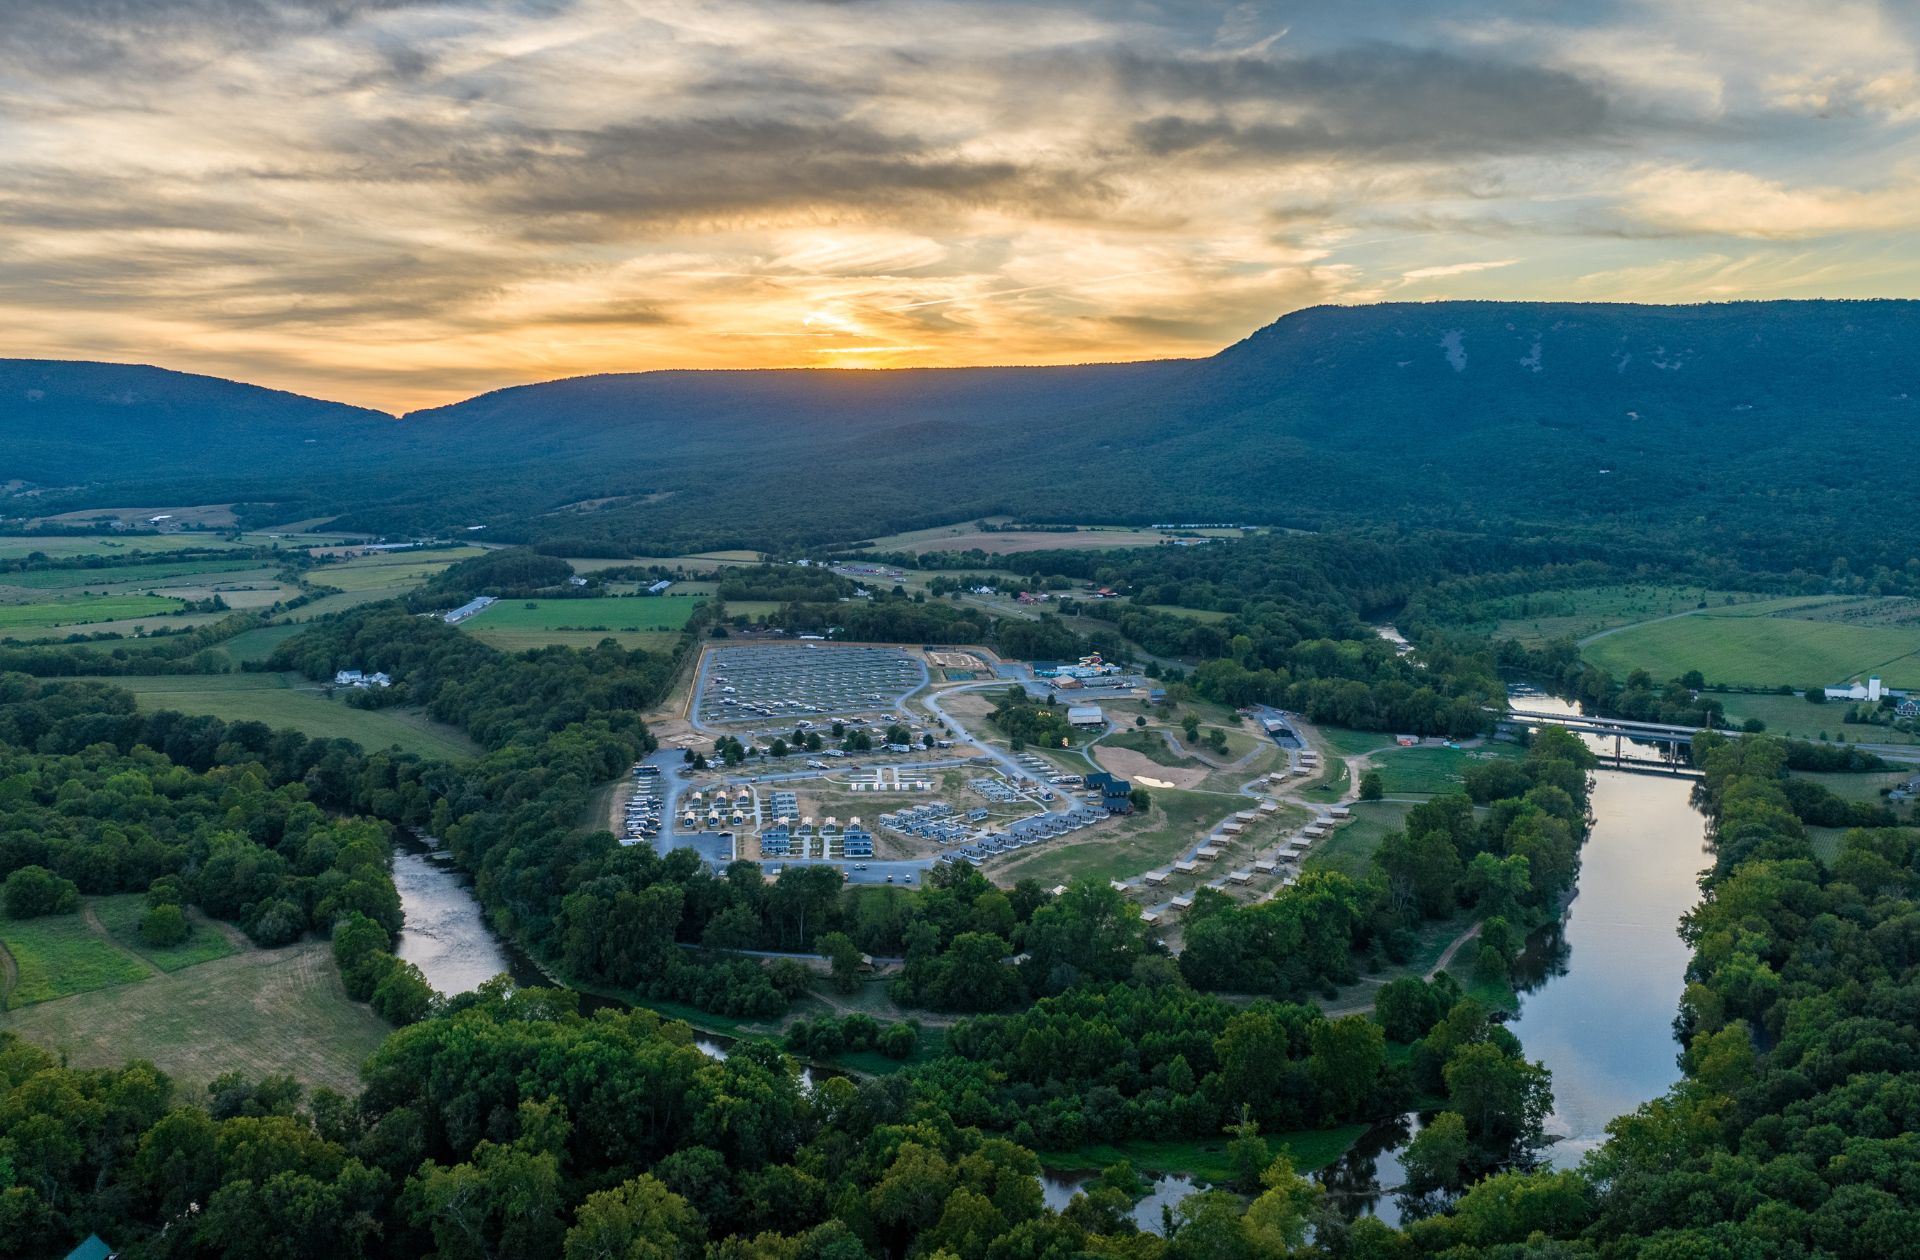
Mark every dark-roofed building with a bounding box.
[1083,771,1135,815]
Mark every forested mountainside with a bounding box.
[5,300,1917,570]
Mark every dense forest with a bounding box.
[11,301,1920,582]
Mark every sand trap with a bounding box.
[1094,746,1207,790]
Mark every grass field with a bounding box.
[1584,607,1920,689]
[1141,605,1232,623]
[0,534,248,561]
[81,673,482,760]
[1715,692,1920,745]
[860,520,1177,556]
[1306,800,1414,880]
[91,895,238,972]
[992,789,1231,888]
[1466,584,1773,647]
[1370,744,1521,796]
[309,546,488,593]
[0,910,153,1005]
[0,935,390,1096]
[462,596,697,651]
[0,592,185,631]
[0,558,267,590]
[216,623,308,665]
[1788,770,1913,805]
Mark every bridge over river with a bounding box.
[1496,707,1709,776]
[1497,706,1920,773]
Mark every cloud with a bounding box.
[1623,166,1920,239]
[1400,258,1520,281]
[0,0,1916,409]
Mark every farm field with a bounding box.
[1715,692,1920,745]
[77,672,482,760]
[0,592,184,632]
[461,595,696,651]
[215,622,308,665]
[1584,604,1920,689]
[1469,584,1787,647]
[860,520,1179,556]
[308,545,488,592]
[0,533,248,560]
[0,557,268,590]
[0,935,390,1096]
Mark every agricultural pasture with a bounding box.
[0,592,184,632]
[860,520,1182,556]
[1470,584,1782,646]
[0,934,390,1096]
[78,673,481,760]
[1583,598,1920,689]
[0,533,248,560]
[460,595,696,651]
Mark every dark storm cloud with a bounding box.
[1119,44,1614,161]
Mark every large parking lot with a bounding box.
[698,644,925,723]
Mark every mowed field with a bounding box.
[0,533,250,560]
[1469,584,1775,647]
[0,898,388,1096]
[1584,599,1920,689]
[0,592,185,632]
[861,520,1181,556]
[78,673,482,760]
[461,595,695,651]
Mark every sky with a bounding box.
[3,0,1919,412]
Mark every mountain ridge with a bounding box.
[5,298,1917,568]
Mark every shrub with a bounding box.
[139,904,191,947]
[2,865,79,919]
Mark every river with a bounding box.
[1317,689,1710,1222]
[391,702,1710,1231]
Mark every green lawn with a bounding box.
[1370,744,1521,796]
[1716,691,1920,746]
[1585,608,1920,690]
[1788,770,1912,805]
[78,673,482,761]
[993,789,1230,888]
[91,894,237,972]
[0,593,185,631]
[0,911,153,1006]
[462,596,699,651]
[1315,727,1398,757]
[1107,729,1204,768]
[1306,800,1413,880]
